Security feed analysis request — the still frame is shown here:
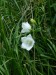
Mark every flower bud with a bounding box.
[30,18,36,24]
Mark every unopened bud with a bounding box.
[30,18,36,24]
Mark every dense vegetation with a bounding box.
[0,0,56,75]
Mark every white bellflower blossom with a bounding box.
[21,22,31,33]
[21,34,35,51]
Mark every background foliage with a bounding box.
[0,0,56,75]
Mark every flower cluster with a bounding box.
[21,22,35,51]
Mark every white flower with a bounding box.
[21,22,31,33]
[21,34,35,51]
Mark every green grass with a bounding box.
[0,0,56,75]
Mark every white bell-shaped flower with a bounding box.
[21,34,35,51]
[21,22,31,33]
